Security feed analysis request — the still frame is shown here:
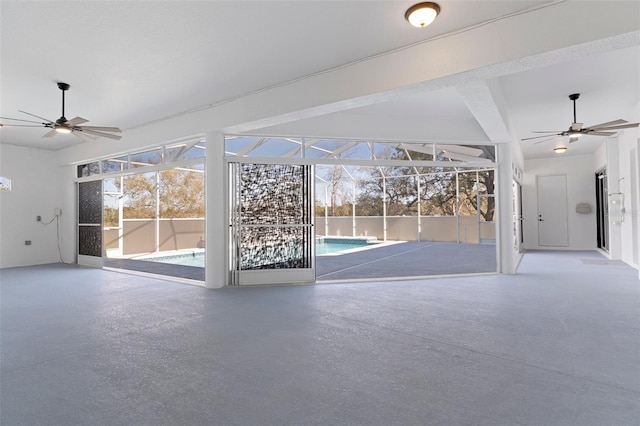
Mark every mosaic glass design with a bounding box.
[239,226,310,269]
[232,163,312,270]
[79,226,102,257]
[79,180,102,224]
[78,180,102,257]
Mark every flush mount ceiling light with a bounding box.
[554,147,567,154]
[405,2,440,28]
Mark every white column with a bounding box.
[205,131,227,289]
[455,170,460,243]
[416,174,421,242]
[606,138,622,260]
[155,171,160,253]
[496,143,516,274]
[382,177,387,242]
[324,184,328,236]
[352,180,356,237]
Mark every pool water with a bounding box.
[141,238,379,267]
[315,241,376,255]
[143,252,205,267]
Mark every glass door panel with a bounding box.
[229,162,314,285]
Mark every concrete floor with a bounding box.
[1,250,639,425]
[103,241,496,282]
[316,241,496,280]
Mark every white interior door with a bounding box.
[537,174,569,247]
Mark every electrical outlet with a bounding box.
[25,240,31,246]
[37,216,41,221]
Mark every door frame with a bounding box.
[536,174,569,247]
[77,179,104,268]
[595,167,609,252]
[228,161,315,286]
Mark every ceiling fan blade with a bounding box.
[587,119,627,129]
[530,131,563,134]
[587,131,616,137]
[79,129,122,140]
[589,123,639,131]
[19,110,54,123]
[80,126,121,133]
[0,116,47,125]
[0,124,49,128]
[533,138,555,145]
[43,129,58,138]
[73,131,96,143]
[66,116,89,126]
[522,134,559,141]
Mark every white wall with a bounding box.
[523,153,597,250]
[0,144,62,268]
[609,101,640,269]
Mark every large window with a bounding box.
[76,139,206,271]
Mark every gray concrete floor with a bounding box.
[103,241,496,282]
[316,241,496,280]
[1,250,639,425]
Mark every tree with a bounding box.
[315,164,355,217]
[159,169,205,218]
[353,147,495,219]
[119,169,205,219]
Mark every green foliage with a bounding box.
[120,169,205,219]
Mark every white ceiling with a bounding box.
[1,1,638,159]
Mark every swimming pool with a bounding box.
[140,237,380,267]
[141,252,205,267]
[315,237,379,255]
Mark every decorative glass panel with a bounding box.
[79,226,102,257]
[234,163,312,271]
[240,226,310,269]
[78,180,102,224]
[78,180,102,257]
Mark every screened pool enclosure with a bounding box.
[225,136,498,285]
[74,135,499,285]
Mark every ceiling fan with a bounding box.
[522,93,639,145]
[0,82,122,142]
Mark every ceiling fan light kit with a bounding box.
[0,82,122,142]
[405,2,440,28]
[523,93,639,145]
[55,126,72,134]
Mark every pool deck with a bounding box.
[316,241,496,281]
[104,258,205,281]
[104,241,496,283]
